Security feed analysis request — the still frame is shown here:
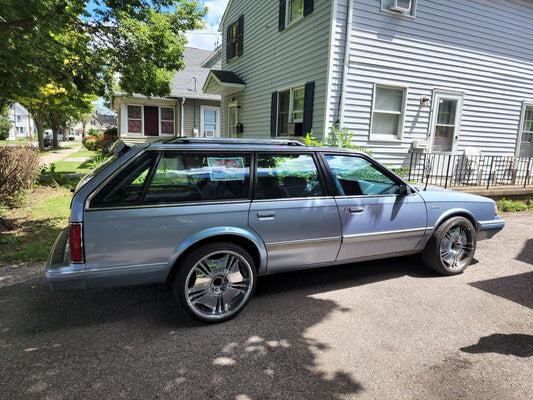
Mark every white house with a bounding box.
[203,0,533,165]
[6,103,34,140]
[112,47,222,144]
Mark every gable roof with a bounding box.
[203,70,246,95]
[169,47,221,100]
[113,47,221,102]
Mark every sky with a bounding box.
[187,0,230,50]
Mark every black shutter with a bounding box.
[278,0,286,31]
[303,81,315,135]
[237,15,244,57]
[270,92,278,137]
[226,24,231,62]
[303,0,314,16]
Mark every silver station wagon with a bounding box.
[46,138,505,322]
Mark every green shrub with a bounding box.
[497,198,532,212]
[303,126,372,155]
[0,145,39,207]
[0,117,12,140]
[87,128,99,137]
[103,127,118,137]
[85,138,101,151]
[82,135,100,150]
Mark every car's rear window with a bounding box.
[90,152,251,208]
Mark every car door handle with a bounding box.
[348,207,365,214]
[257,211,276,219]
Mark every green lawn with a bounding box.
[0,186,72,266]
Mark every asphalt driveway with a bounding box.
[1,212,532,399]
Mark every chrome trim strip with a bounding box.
[343,227,428,241]
[266,236,340,251]
[45,262,168,280]
[86,199,252,212]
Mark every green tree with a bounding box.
[1,0,206,149]
[0,117,12,140]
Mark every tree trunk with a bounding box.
[25,101,48,152]
[50,113,61,147]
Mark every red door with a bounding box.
[144,106,159,136]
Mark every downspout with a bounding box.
[338,0,354,127]
[180,97,185,137]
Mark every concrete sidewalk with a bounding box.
[39,144,83,166]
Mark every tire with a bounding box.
[173,242,257,323]
[421,216,477,275]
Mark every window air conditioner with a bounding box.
[412,140,429,150]
[389,0,412,13]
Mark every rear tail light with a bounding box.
[69,223,83,263]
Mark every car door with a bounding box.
[248,152,341,272]
[323,153,427,261]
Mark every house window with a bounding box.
[370,85,406,141]
[278,86,304,136]
[522,107,533,143]
[271,82,314,137]
[226,15,243,62]
[201,106,220,137]
[160,107,175,136]
[91,119,96,126]
[126,105,176,136]
[288,0,304,23]
[279,0,314,31]
[127,105,143,134]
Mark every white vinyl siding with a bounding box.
[330,0,533,164]
[219,0,331,139]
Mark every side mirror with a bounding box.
[398,184,409,196]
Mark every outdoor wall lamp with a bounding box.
[420,96,431,107]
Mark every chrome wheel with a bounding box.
[176,244,256,322]
[421,216,477,275]
[439,223,475,271]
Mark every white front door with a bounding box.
[430,91,464,153]
[200,106,220,137]
[228,104,240,138]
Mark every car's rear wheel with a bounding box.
[173,242,256,323]
[421,216,476,275]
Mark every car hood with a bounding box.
[412,185,494,204]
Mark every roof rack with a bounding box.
[164,137,305,146]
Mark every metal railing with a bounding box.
[408,153,533,189]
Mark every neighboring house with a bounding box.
[82,113,117,134]
[6,103,34,140]
[112,47,222,144]
[203,0,533,165]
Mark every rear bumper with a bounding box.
[45,228,87,291]
[477,216,505,241]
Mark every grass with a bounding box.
[0,186,72,266]
[0,143,108,266]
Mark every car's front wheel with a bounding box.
[421,216,476,275]
[173,242,257,323]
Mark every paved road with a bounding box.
[0,212,532,399]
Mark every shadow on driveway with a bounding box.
[469,271,533,310]
[0,256,434,399]
[461,334,533,358]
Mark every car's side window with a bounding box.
[255,153,324,199]
[325,154,401,196]
[90,153,159,208]
[143,153,250,204]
